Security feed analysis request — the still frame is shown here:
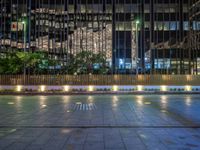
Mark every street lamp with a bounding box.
[135,20,140,75]
[22,20,26,83]
[131,17,140,75]
[22,20,26,52]
[136,20,140,25]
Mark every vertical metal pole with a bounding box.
[136,22,138,75]
[23,22,26,84]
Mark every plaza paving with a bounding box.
[0,95,200,150]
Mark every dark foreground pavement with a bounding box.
[0,95,200,150]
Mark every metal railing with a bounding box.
[0,75,200,86]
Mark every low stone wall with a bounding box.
[0,85,200,94]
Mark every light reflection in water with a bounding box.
[161,95,168,109]
[113,96,118,102]
[144,102,151,105]
[136,96,144,106]
[15,96,22,110]
[62,96,70,103]
[39,96,47,108]
[61,129,71,134]
[161,110,167,113]
[161,95,167,103]
[112,96,118,107]
[88,96,94,103]
[16,96,22,100]
[185,96,191,106]
[8,102,14,105]
[76,102,82,105]
[62,96,70,110]
[42,104,47,108]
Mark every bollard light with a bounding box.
[64,85,69,92]
[185,85,191,91]
[16,85,22,92]
[137,85,143,91]
[88,85,94,92]
[113,85,118,91]
[40,85,45,92]
[161,85,167,91]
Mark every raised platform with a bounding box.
[0,85,200,94]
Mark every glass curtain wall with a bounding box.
[0,0,192,74]
[189,0,200,74]
[149,0,189,74]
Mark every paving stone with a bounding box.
[0,95,200,150]
[62,144,83,150]
[83,142,104,150]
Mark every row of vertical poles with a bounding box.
[150,0,190,74]
[189,0,200,75]
[112,0,143,74]
[0,0,195,75]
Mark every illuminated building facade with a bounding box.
[189,0,200,74]
[1,0,199,74]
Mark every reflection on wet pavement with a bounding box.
[0,95,200,150]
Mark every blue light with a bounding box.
[119,59,124,65]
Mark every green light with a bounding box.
[21,20,26,31]
[136,20,140,24]
[22,19,27,25]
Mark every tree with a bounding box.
[0,52,22,74]
[0,50,109,75]
[16,51,42,73]
[66,51,109,74]
[0,50,56,74]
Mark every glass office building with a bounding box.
[0,0,197,74]
[189,0,200,74]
